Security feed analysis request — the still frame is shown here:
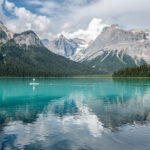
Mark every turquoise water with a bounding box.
[0,78,150,150]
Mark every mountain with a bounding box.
[0,22,104,77]
[42,39,49,45]
[13,30,43,46]
[43,18,108,62]
[80,24,150,73]
[44,34,78,58]
[43,24,150,73]
[0,21,13,45]
[43,34,88,61]
[2,19,149,75]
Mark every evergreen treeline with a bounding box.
[0,63,103,77]
[0,63,69,77]
[0,60,102,77]
[0,41,103,77]
[112,65,150,77]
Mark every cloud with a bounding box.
[5,0,15,11]
[1,94,104,149]
[26,0,42,5]
[26,0,98,33]
[1,0,150,40]
[0,0,6,21]
[26,0,150,34]
[62,18,108,42]
[4,0,53,39]
[67,0,150,29]
[61,22,76,31]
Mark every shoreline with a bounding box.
[1,76,150,79]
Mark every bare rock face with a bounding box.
[81,24,150,72]
[51,34,78,57]
[0,21,14,44]
[44,34,87,59]
[0,21,43,47]
[14,31,43,47]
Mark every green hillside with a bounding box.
[83,50,146,73]
[0,39,104,77]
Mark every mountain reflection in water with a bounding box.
[0,78,150,150]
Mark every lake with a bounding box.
[0,78,150,150]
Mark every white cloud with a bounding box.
[4,0,53,40]
[1,0,150,40]
[1,94,104,149]
[5,0,15,11]
[62,18,109,42]
[27,0,42,5]
[26,0,150,34]
[67,0,150,29]
[61,22,76,31]
[0,0,6,22]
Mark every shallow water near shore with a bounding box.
[0,78,150,150]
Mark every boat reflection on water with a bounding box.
[0,78,150,150]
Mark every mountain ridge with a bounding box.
[1,20,150,75]
[0,21,14,45]
[43,34,88,61]
[0,21,105,76]
[79,24,150,72]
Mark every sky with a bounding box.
[0,0,150,40]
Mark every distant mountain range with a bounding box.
[81,24,150,72]
[1,20,150,76]
[0,21,103,77]
[43,24,150,73]
[42,34,88,61]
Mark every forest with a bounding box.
[0,41,103,77]
[113,65,150,77]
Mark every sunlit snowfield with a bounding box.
[0,78,150,150]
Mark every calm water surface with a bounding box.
[0,78,150,150]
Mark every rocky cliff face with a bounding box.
[0,21,14,44]
[14,30,43,47]
[49,34,78,57]
[81,24,150,72]
[43,34,88,60]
